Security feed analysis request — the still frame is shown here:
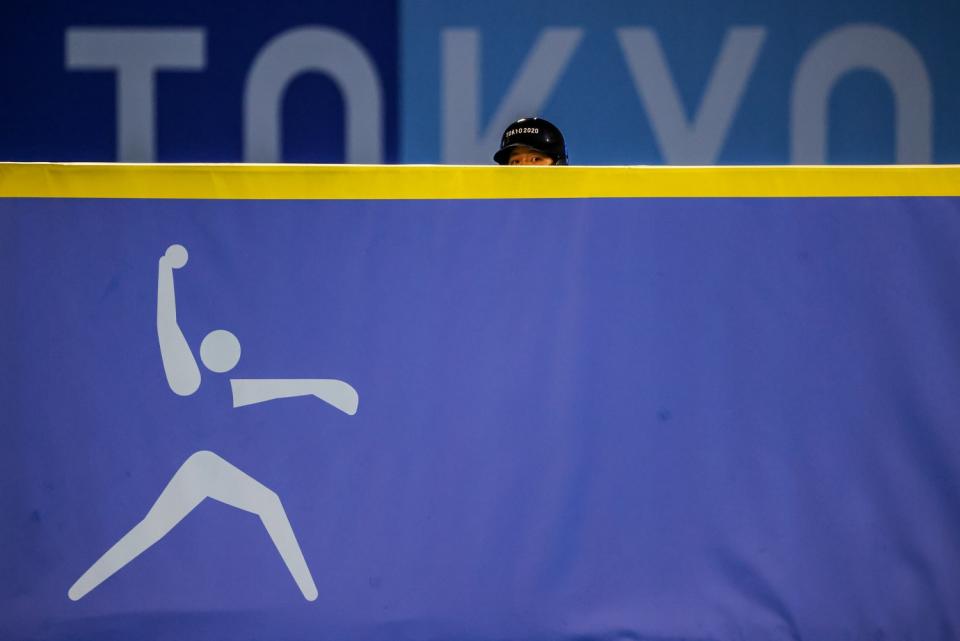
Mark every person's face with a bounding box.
[507,146,555,165]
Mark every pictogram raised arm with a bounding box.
[157,244,201,396]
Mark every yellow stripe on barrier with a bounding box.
[1,163,959,199]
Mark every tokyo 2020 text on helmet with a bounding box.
[493,117,568,165]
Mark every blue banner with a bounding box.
[2,0,960,165]
[2,169,960,639]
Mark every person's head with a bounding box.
[494,117,567,166]
[200,329,241,373]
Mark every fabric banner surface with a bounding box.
[1,165,959,641]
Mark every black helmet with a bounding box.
[494,117,568,165]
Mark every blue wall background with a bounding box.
[0,1,957,163]
[3,192,960,639]
[0,0,398,163]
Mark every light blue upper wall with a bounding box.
[401,0,960,165]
